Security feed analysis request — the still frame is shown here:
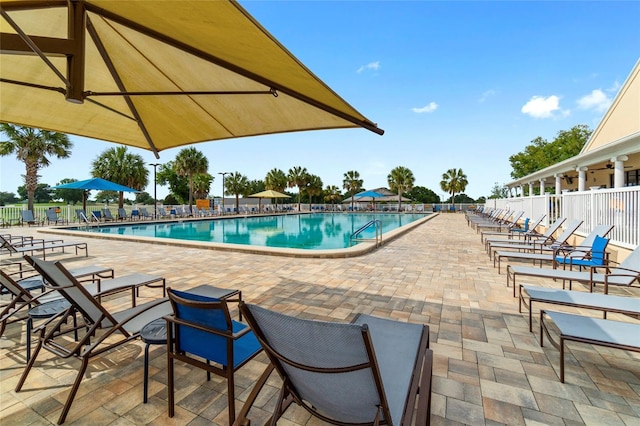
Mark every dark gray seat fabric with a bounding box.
[237,303,432,425]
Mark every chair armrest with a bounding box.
[164,315,252,340]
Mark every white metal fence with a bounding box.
[486,186,640,249]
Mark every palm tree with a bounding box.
[173,147,208,209]
[287,166,308,211]
[192,173,213,200]
[387,166,415,211]
[91,146,149,208]
[0,124,72,211]
[440,168,469,205]
[324,185,342,208]
[224,171,248,213]
[343,170,363,211]
[305,174,323,206]
[264,168,287,192]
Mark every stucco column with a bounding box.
[528,182,534,197]
[554,174,563,195]
[611,155,629,188]
[577,166,588,191]
[539,178,546,195]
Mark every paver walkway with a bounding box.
[1,213,638,425]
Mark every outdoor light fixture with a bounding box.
[149,163,160,218]
[218,172,230,213]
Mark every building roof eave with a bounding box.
[506,131,640,188]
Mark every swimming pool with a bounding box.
[76,213,429,250]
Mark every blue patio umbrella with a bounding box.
[354,190,385,210]
[354,190,385,199]
[52,178,139,211]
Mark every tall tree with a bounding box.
[440,168,469,203]
[156,161,189,203]
[173,147,208,209]
[17,183,52,203]
[287,166,308,211]
[509,124,591,179]
[0,124,72,211]
[387,166,415,211]
[244,179,266,197]
[342,170,363,212]
[406,186,440,204]
[53,178,84,205]
[91,145,148,208]
[224,171,248,212]
[264,168,288,192]
[324,185,342,207]
[192,173,213,200]
[305,174,323,205]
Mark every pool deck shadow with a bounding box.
[1,213,639,425]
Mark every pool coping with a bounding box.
[38,212,438,258]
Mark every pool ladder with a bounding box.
[349,219,382,247]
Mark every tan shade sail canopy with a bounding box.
[0,0,383,158]
[249,190,290,198]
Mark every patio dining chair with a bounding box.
[20,210,44,226]
[46,209,69,225]
[18,255,172,425]
[164,288,263,425]
[235,303,433,425]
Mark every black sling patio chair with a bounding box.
[17,255,172,425]
[235,302,433,425]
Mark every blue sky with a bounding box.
[1,1,638,201]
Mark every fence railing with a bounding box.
[485,186,639,249]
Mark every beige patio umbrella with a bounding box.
[0,1,383,158]
[249,189,290,212]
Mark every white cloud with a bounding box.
[478,89,497,103]
[412,102,438,114]
[357,61,380,73]
[577,89,611,113]
[521,95,563,118]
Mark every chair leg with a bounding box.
[58,356,90,424]
[143,342,151,403]
[168,356,175,417]
[15,327,44,392]
[26,317,33,362]
[228,369,236,425]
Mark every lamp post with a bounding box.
[149,163,160,219]
[218,172,229,214]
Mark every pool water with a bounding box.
[82,213,427,250]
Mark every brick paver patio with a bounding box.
[1,213,638,425]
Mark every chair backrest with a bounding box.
[0,270,35,303]
[20,210,35,222]
[551,219,583,245]
[541,217,567,239]
[242,303,390,425]
[617,244,640,272]
[527,214,546,233]
[25,255,117,328]
[118,208,127,219]
[590,236,610,264]
[102,209,114,219]
[579,224,614,248]
[167,289,234,365]
[46,210,57,221]
[0,235,18,253]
